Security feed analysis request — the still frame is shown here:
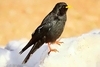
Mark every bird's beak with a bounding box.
[66,5,71,8]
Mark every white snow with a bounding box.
[0,29,100,67]
[1,39,49,67]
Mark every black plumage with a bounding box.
[19,2,70,64]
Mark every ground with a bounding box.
[1,30,100,67]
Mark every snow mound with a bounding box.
[0,29,100,67]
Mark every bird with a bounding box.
[19,2,70,64]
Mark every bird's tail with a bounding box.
[22,40,44,64]
[19,38,34,54]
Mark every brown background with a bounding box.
[0,0,100,46]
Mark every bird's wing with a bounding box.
[20,22,53,64]
[20,22,53,54]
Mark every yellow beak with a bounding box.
[66,5,71,8]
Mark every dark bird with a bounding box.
[19,2,70,64]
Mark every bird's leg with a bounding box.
[48,42,58,54]
[53,39,63,45]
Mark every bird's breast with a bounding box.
[46,20,66,43]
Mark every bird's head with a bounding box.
[53,2,71,16]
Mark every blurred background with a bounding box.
[0,0,100,46]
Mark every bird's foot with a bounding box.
[53,39,63,45]
[48,42,58,54]
[48,48,58,54]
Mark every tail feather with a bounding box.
[22,40,44,64]
[19,38,34,54]
[22,44,37,64]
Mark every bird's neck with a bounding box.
[53,10,66,16]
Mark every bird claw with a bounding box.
[53,39,63,45]
[55,41,63,45]
[48,49,58,54]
